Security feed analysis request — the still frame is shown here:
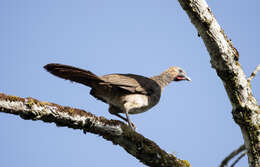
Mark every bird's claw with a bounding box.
[129,122,136,131]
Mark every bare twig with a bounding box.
[0,92,190,167]
[230,151,247,167]
[219,145,246,167]
[248,64,260,82]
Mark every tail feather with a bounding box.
[44,63,103,87]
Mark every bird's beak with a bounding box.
[174,74,192,81]
[185,76,192,81]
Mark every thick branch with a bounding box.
[177,0,259,166]
[0,93,190,167]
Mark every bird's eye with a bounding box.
[178,69,183,73]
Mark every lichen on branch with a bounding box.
[0,93,190,167]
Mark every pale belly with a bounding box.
[92,89,160,115]
[123,94,151,114]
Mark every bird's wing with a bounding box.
[101,74,159,95]
[44,64,160,95]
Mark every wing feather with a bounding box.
[101,74,159,95]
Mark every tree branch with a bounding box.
[231,151,247,167]
[0,93,190,167]
[220,144,246,167]
[248,64,260,83]
[177,0,259,166]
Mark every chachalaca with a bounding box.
[44,63,191,130]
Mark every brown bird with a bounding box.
[44,63,191,130]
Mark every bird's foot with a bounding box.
[128,122,136,131]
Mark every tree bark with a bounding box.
[0,93,190,167]
[177,0,260,166]
[1,1,259,166]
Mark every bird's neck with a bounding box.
[150,72,175,89]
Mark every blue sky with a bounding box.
[1,0,259,166]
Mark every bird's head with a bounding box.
[165,66,191,82]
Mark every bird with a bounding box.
[44,63,191,130]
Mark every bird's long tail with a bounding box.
[44,63,103,87]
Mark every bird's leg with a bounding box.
[109,105,136,130]
[112,113,128,122]
[111,113,136,130]
[109,105,128,122]
[124,109,135,130]
[123,103,136,130]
